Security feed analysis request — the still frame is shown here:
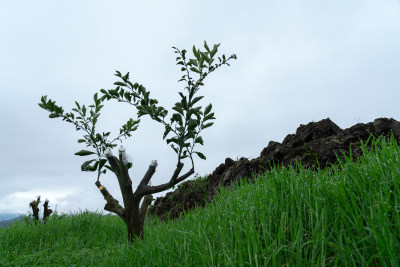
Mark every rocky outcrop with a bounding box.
[148,117,400,221]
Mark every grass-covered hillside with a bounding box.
[0,135,399,266]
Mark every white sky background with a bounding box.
[0,0,399,216]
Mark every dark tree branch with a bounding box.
[105,148,134,205]
[118,153,132,187]
[116,148,135,205]
[139,195,153,223]
[135,161,182,197]
[29,196,40,224]
[43,199,53,221]
[169,162,184,185]
[95,181,126,224]
[138,160,157,188]
[105,151,120,177]
[173,167,195,184]
[139,166,194,196]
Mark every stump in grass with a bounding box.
[28,195,53,225]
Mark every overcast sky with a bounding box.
[1,0,399,217]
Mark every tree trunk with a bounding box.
[125,200,144,243]
[98,150,194,245]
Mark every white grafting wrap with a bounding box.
[119,146,133,165]
[105,148,113,157]
[151,160,158,167]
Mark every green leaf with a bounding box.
[172,113,183,126]
[93,93,99,103]
[75,101,81,110]
[163,125,172,139]
[193,45,198,59]
[181,97,188,110]
[202,122,214,129]
[204,112,215,121]
[126,80,134,88]
[190,67,199,73]
[185,109,193,120]
[99,159,107,169]
[185,130,195,140]
[122,72,130,81]
[195,136,204,145]
[195,151,206,160]
[201,52,210,64]
[192,106,202,113]
[77,139,86,143]
[188,119,197,129]
[181,49,187,57]
[87,162,99,171]
[191,96,204,106]
[176,127,185,134]
[49,114,58,118]
[195,112,201,123]
[95,105,104,113]
[41,95,47,105]
[166,137,178,145]
[210,46,218,58]
[170,144,178,154]
[204,41,211,53]
[75,150,96,156]
[172,106,184,115]
[114,81,127,86]
[204,103,212,115]
[81,159,95,171]
[188,59,197,66]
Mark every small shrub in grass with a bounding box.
[39,41,236,244]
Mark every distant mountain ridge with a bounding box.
[0,213,24,221]
[0,211,119,231]
[0,214,26,230]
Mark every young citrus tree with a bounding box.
[39,41,236,244]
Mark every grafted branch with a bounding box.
[105,148,134,204]
[105,152,120,177]
[95,181,126,223]
[138,160,158,188]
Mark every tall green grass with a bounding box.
[1,134,399,266]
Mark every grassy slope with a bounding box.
[0,135,399,266]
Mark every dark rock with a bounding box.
[150,176,209,221]
[148,117,400,222]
